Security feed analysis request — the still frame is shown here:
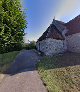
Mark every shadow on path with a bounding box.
[5,50,41,75]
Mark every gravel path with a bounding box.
[0,50,47,92]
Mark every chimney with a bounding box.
[54,16,55,20]
[52,16,56,24]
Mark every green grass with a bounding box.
[0,51,19,73]
[38,52,80,92]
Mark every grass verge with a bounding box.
[0,51,19,73]
[38,52,80,92]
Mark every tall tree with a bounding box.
[0,0,27,53]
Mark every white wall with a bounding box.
[66,33,80,53]
[36,38,67,56]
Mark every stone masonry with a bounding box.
[36,38,67,56]
[66,33,80,53]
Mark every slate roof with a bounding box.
[37,19,65,42]
[37,15,80,42]
[65,15,80,36]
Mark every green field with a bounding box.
[38,52,80,92]
[0,51,19,73]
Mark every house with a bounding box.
[36,15,80,56]
[36,19,68,55]
[66,15,80,53]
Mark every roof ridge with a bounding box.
[66,14,80,24]
[52,19,65,33]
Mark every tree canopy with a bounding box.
[0,0,27,53]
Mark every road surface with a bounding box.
[0,50,47,92]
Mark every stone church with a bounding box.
[36,15,80,55]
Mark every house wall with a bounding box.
[66,33,80,53]
[62,28,68,37]
[36,38,67,56]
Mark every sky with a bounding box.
[22,0,80,43]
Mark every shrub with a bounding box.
[24,41,36,50]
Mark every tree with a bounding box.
[0,0,27,53]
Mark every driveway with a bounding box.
[0,50,47,92]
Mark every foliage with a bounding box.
[0,0,27,53]
[24,41,36,50]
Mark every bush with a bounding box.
[0,43,23,54]
[24,41,36,50]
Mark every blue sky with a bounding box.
[22,0,80,42]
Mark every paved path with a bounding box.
[0,50,47,92]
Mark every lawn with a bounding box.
[38,52,80,92]
[0,51,19,73]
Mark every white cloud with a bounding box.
[55,0,79,20]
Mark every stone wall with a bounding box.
[36,38,67,56]
[66,33,80,53]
